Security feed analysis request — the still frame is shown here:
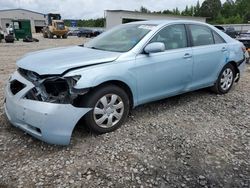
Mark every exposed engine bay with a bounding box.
[17,68,86,104]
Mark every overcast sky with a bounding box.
[0,0,226,19]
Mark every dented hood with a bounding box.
[17,46,121,75]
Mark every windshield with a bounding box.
[85,24,156,52]
[56,22,65,30]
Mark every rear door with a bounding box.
[187,24,229,89]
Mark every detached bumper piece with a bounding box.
[4,71,91,145]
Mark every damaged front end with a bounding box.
[18,68,87,104]
[4,68,92,145]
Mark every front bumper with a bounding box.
[4,71,91,145]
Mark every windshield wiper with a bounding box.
[89,46,102,50]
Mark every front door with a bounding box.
[135,24,193,105]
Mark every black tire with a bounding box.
[43,32,48,38]
[0,34,4,41]
[5,35,14,43]
[56,35,61,39]
[211,63,236,94]
[247,56,250,64]
[48,31,53,39]
[32,38,39,42]
[81,84,130,134]
[62,34,67,39]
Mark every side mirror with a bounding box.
[144,42,165,54]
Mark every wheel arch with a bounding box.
[97,80,134,108]
[228,61,240,82]
[73,80,135,109]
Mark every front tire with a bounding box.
[211,63,236,94]
[43,32,48,38]
[48,31,53,39]
[82,85,130,134]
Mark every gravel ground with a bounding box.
[0,34,249,188]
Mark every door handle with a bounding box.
[221,47,227,52]
[183,53,192,59]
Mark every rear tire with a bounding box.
[81,85,130,134]
[211,63,236,94]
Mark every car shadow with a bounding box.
[72,87,213,138]
[1,87,214,152]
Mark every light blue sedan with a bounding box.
[4,20,247,145]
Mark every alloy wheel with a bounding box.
[220,68,233,91]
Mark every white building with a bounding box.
[0,8,46,33]
[105,10,206,29]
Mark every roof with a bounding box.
[105,10,205,20]
[0,8,44,15]
[126,19,210,26]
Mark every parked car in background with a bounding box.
[92,29,103,37]
[214,25,239,39]
[214,25,225,32]
[67,29,80,36]
[4,20,247,145]
[237,31,250,63]
[225,27,238,38]
[77,28,102,38]
[77,28,94,38]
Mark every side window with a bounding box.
[189,25,214,46]
[150,24,188,50]
[213,31,225,44]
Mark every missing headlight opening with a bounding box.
[10,80,26,95]
[21,69,85,104]
[44,78,69,97]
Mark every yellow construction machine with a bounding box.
[42,13,68,39]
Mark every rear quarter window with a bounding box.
[213,31,225,44]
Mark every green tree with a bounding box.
[64,18,105,28]
[221,0,236,18]
[200,0,222,20]
[194,1,201,16]
[140,6,150,13]
[162,9,173,15]
[67,0,250,27]
[173,8,180,15]
[235,0,250,22]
